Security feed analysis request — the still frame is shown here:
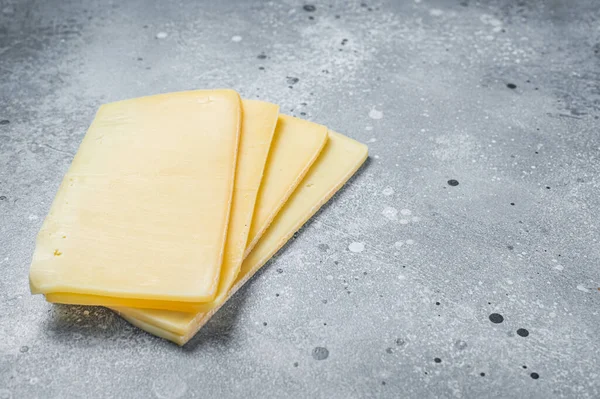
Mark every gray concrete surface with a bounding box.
[1,0,599,397]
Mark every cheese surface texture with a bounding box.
[115,131,368,344]
[30,90,241,305]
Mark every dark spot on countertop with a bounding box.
[263,322,267,326]
[396,338,406,346]
[308,16,314,20]
[507,83,517,89]
[510,202,515,206]
[312,346,329,360]
[447,179,459,186]
[257,53,267,59]
[381,381,386,385]
[530,372,539,379]
[0,196,6,201]
[517,328,529,337]
[435,301,440,306]
[434,357,442,363]
[480,372,485,377]
[341,38,348,45]
[303,4,316,12]
[489,313,504,323]
[507,245,514,250]
[0,120,9,125]
[293,362,299,367]
[258,66,265,70]
[322,299,327,304]
[276,268,283,273]
[19,346,29,353]
[386,347,393,354]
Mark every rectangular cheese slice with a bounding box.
[31,90,241,306]
[45,113,328,313]
[115,131,368,344]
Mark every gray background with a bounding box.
[1,0,599,398]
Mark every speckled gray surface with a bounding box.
[1,0,599,397]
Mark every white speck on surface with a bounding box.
[554,264,564,271]
[369,108,383,120]
[406,239,415,245]
[231,35,242,42]
[156,32,168,39]
[394,241,404,249]
[365,126,373,131]
[429,9,444,17]
[400,209,412,216]
[348,242,365,253]
[28,214,38,221]
[382,187,394,196]
[399,219,409,225]
[326,275,334,281]
[382,206,398,220]
[152,373,188,399]
[411,216,421,223]
[576,285,590,293]
[549,312,557,318]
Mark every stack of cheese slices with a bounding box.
[28,89,368,345]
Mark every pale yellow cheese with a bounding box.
[114,131,368,345]
[31,90,241,305]
[85,99,278,313]
[45,112,328,313]
[244,114,328,257]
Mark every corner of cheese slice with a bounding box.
[30,89,241,305]
[114,130,368,344]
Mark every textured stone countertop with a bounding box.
[1,0,599,398]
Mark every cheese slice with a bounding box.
[45,113,328,313]
[114,131,368,345]
[31,90,241,306]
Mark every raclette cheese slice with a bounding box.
[115,131,368,344]
[31,90,241,305]
[44,113,328,313]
